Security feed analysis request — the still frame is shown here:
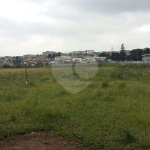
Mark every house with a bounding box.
[86,50,95,54]
[60,53,68,56]
[142,54,150,63]
[72,58,82,63]
[55,56,72,64]
[23,54,36,59]
[93,57,106,62]
[69,51,86,56]
[29,61,36,66]
[22,60,29,66]
[125,50,130,56]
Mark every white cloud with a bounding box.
[0,0,150,56]
[137,25,150,32]
[0,0,55,23]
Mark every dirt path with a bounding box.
[0,132,86,150]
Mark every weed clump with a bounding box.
[102,80,109,88]
[118,82,127,88]
[118,128,137,145]
[40,76,50,81]
[9,114,17,122]
[102,95,114,101]
[111,65,133,79]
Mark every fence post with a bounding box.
[25,66,28,84]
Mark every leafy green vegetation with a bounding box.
[0,64,150,149]
[99,48,150,61]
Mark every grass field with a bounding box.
[0,64,150,149]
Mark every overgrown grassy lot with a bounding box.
[0,64,150,149]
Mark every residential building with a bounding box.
[86,50,95,54]
[142,54,150,63]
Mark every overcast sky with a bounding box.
[0,0,150,56]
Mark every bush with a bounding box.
[118,128,136,145]
[2,64,10,68]
[40,76,50,81]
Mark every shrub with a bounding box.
[2,64,10,68]
[118,128,136,145]
[40,76,50,81]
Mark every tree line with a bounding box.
[99,48,150,61]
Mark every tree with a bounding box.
[99,53,110,59]
[57,52,61,56]
[121,44,125,50]
[130,49,143,61]
[48,53,52,59]
[143,48,150,54]
[2,64,10,68]
[13,56,22,67]
[111,52,119,61]
[48,53,55,59]
[119,50,126,61]
[99,52,107,57]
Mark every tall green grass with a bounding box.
[0,65,150,149]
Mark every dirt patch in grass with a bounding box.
[0,132,86,150]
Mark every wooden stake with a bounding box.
[25,67,28,84]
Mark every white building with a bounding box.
[142,54,150,63]
[55,56,72,64]
[72,58,82,63]
[93,57,106,62]
[69,51,86,56]
[86,50,95,54]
